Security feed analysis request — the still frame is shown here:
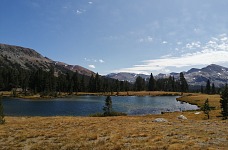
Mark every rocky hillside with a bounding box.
[184,64,228,87]
[0,44,94,76]
[107,64,228,87]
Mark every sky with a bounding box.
[1,0,228,75]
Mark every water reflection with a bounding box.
[2,96,198,116]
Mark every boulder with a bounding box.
[177,115,187,120]
[153,118,168,122]
[194,112,201,115]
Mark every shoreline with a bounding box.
[1,91,181,100]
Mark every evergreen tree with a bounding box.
[211,83,216,94]
[72,71,79,92]
[119,81,125,92]
[114,79,120,92]
[88,74,95,92]
[94,73,101,92]
[200,85,204,94]
[134,76,145,91]
[66,72,73,94]
[179,72,188,92]
[80,75,85,92]
[148,73,156,91]
[0,96,5,124]
[48,67,56,92]
[167,76,174,91]
[220,84,228,119]
[202,99,211,119]
[103,96,112,116]
[205,79,211,94]
[171,76,175,92]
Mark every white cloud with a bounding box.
[76,10,82,14]
[147,36,153,42]
[185,41,201,49]
[115,34,228,74]
[73,9,86,15]
[84,58,90,61]
[88,2,93,4]
[138,36,153,43]
[99,59,104,63]
[177,42,182,45]
[88,65,95,69]
[162,41,168,44]
[85,58,104,63]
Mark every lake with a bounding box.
[2,96,199,116]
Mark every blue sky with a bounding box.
[1,0,228,75]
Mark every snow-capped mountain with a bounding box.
[107,64,228,87]
[106,72,149,83]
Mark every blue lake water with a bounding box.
[2,96,199,116]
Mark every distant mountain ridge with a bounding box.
[106,72,149,83]
[107,64,228,87]
[1,43,228,87]
[0,43,94,76]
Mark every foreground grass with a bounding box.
[0,92,227,149]
[1,112,227,150]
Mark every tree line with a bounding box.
[134,72,188,93]
[0,66,132,95]
[0,66,191,94]
[201,79,219,94]
[0,65,225,95]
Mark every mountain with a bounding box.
[0,43,94,76]
[185,64,228,87]
[106,72,149,83]
[107,64,228,87]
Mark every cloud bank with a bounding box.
[115,34,228,74]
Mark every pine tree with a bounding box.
[220,84,228,119]
[205,79,211,94]
[114,79,120,92]
[94,73,101,92]
[202,99,211,119]
[80,75,85,92]
[88,74,95,92]
[211,83,216,94]
[103,96,112,116]
[134,76,145,91]
[148,73,156,91]
[179,72,188,93]
[200,85,204,93]
[0,96,5,124]
[172,76,175,92]
[72,71,79,92]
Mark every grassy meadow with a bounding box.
[0,92,227,149]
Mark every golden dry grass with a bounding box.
[0,113,227,150]
[0,92,227,149]
[177,93,221,109]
